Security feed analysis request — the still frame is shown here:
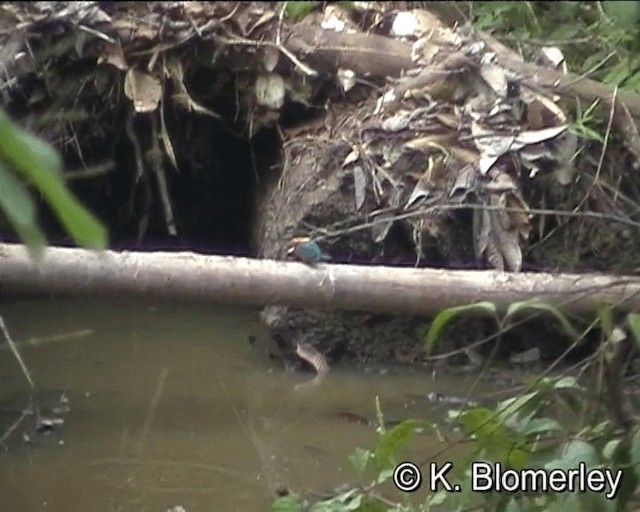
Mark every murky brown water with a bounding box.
[0,298,496,511]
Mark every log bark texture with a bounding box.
[1,243,639,315]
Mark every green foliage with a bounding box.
[283,1,319,22]
[424,299,580,355]
[473,1,640,96]
[627,313,640,349]
[0,108,107,256]
[273,308,640,511]
[601,1,640,31]
[458,406,529,468]
[373,419,423,471]
[570,100,604,143]
[272,494,303,512]
[424,301,497,354]
[504,300,582,341]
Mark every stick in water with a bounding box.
[0,315,34,389]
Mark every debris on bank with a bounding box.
[2,2,640,364]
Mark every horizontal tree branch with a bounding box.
[0,244,639,316]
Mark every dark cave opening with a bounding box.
[35,113,281,257]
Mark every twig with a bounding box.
[137,367,169,453]
[557,51,616,89]
[0,329,93,350]
[0,410,29,445]
[311,200,640,243]
[0,315,34,389]
[149,113,177,236]
[213,31,318,78]
[77,24,115,43]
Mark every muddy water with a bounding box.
[0,298,496,511]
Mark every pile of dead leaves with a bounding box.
[0,2,638,272]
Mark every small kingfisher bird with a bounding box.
[287,236,331,266]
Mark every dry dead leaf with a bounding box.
[473,206,491,263]
[381,110,413,132]
[540,46,566,72]
[515,125,567,146]
[255,73,285,109]
[322,4,358,33]
[449,164,478,202]
[473,196,523,271]
[404,155,447,209]
[391,9,449,39]
[524,92,567,128]
[507,194,532,238]
[102,41,128,71]
[353,165,367,211]
[245,9,276,35]
[262,46,279,73]
[343,149,360,166]
[160,100,178,171]
[337,68,357,93]
[371,211,395,243]
[484,169,517,193]
[167,58,221,119]
[124,69,162,113]
[492,218,522,271]
[479,63,509,97]
[553,131,578,185]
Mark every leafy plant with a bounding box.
[0,108,107,257]
[473,1,640,94]
[272,369,640,511]
[424,299,581,356]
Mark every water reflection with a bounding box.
[0,298,490,511]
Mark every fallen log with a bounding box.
[0,243,639,315]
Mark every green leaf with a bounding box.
[343,493,362,511]
[603,60,631,87]
[284,1,318,21]
[347,498,386,512]
[0,160,46,257]
[424,302,497,354]
[549,22,582,40]
[459,407,528,468]
[504,300,581,341]
[376,467,393,485]
[599,306,614,337]
[527,444,560,468]
[348,448,371,477]
[562,440,598,467]
[0,109,107,249]
[570,124,604,143]
[523,417,563,436]
[581,53,610,75]
[271,494,303,512]
[612,437,637,512]
[496,392,542,426]
[428,490,448,506]
[505,497,522,512]
[546,440,599,472]
[602,439,621,461]
[627,313,640,350]
[602,1,640,30]
[630,427,640,465]
[547,492,581,512]
[373,419,422,470]
[553,376,582,390]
